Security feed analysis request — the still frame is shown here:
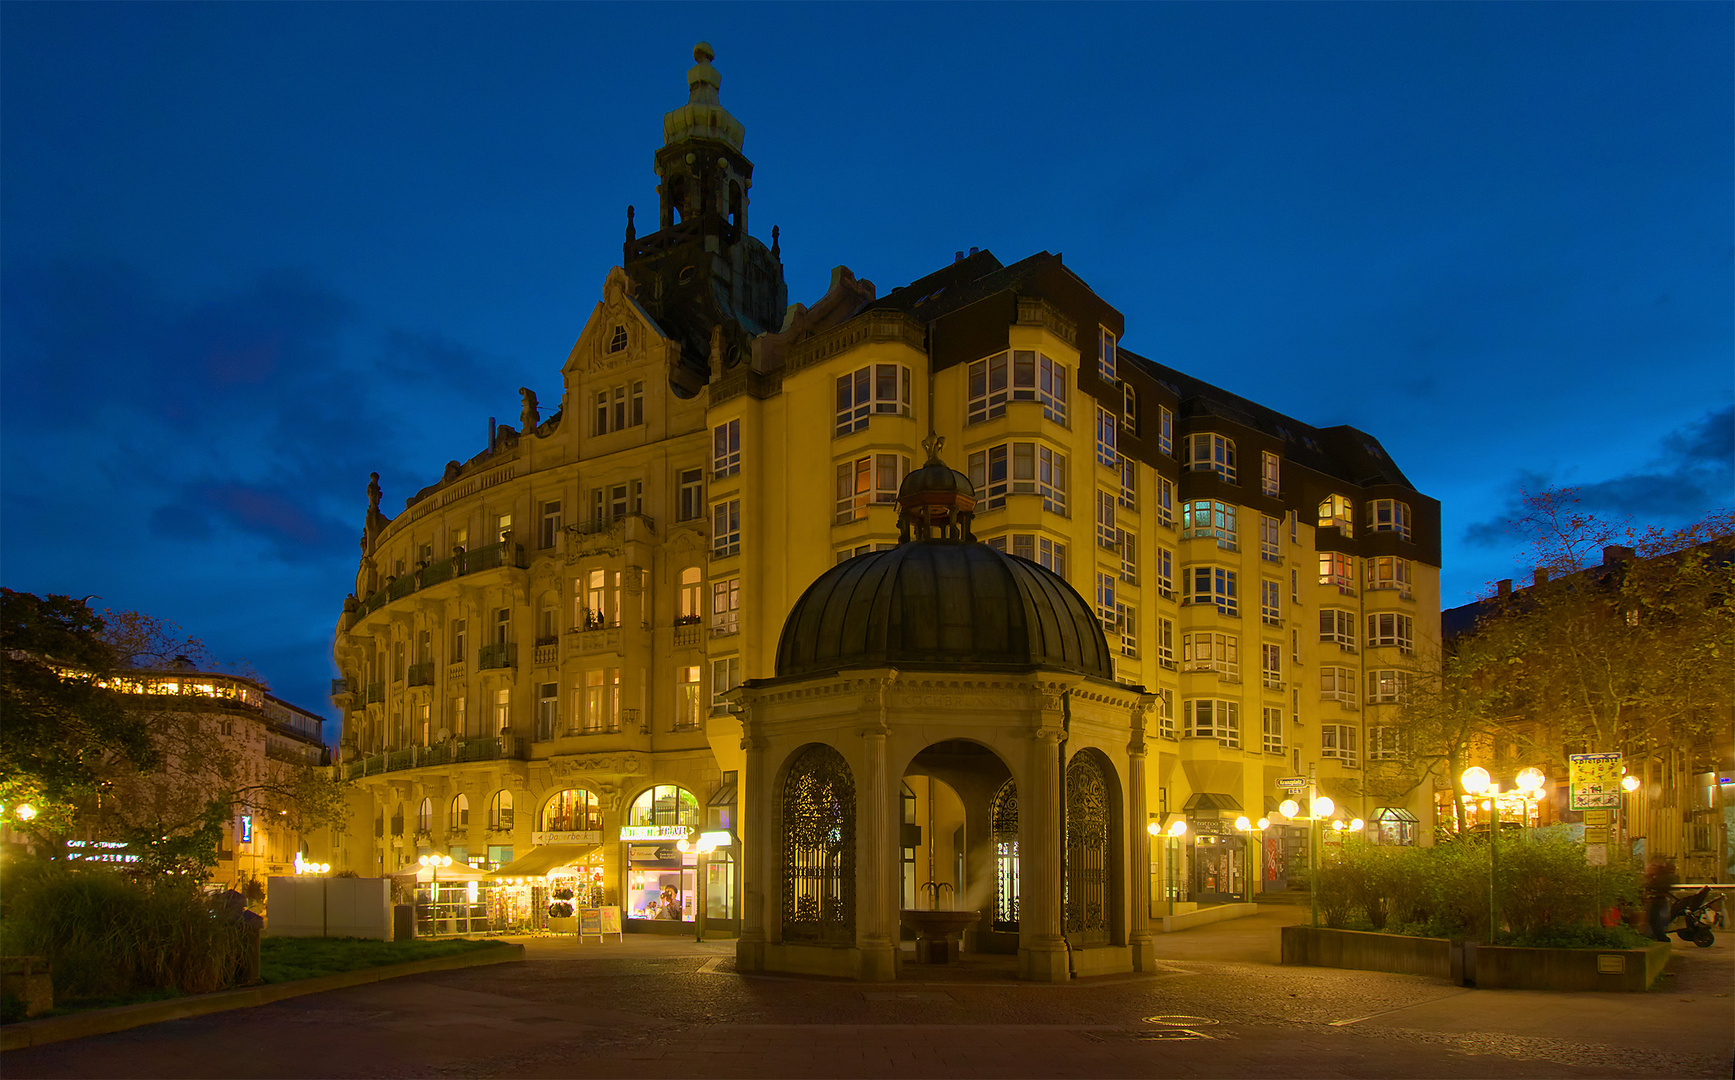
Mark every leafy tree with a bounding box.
[0,590,155,832]
[2,590,345,876]
[1367,493,1734,835]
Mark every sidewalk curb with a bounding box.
[0,943,525,1052]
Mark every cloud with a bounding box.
[1462,406,1734,547]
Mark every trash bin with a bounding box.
[393,903,416,941]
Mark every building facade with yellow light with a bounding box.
[326,43,1443,932]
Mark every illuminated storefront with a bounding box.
[622,784,700,928]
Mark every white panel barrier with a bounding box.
[265,876,392,940]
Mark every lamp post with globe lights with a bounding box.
[1460,766,1499,940]
[1147,818,1188,917]
[1235,816,1270,903]
[419,853,453,935]
[1279,793,1335,927]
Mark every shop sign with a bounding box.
[618,825,692,841]
[1186,817,1226,835]
[66,839,138,864]
[531,831,602,846]
[1568,753,1622,810]
[1277,777,1308,795]
[698,830,733,849]
[240,815,253,842]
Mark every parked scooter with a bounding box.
[1665,886,1719,948]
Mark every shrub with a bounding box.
[0,864,253,1002]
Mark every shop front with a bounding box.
[490,837,603,933]
[621,784,701,932]
[1184,793,1246,905]
[393,861,494,936]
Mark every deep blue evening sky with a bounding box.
[3,3,1730,723]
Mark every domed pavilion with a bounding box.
[734,440,1158,982]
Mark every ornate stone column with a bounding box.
[1127,695,1156,971]
[1019,716,1070,983]
[735,722,768,973]
[855,676,897,981]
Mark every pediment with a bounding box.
[563,267,670,376]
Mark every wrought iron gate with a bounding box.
[781,743,855,943]
[1064,753,1110,945]
[990,778,1019,930]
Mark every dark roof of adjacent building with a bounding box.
[774,539,1116,681]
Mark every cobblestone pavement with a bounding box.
[6,909,1731,1079]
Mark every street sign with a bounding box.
[1277,777,1308,795]
[1568,752,1622,810]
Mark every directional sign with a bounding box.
[1277,777,1308,795]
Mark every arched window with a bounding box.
[1064,753,1110,946]
[1122,383,1138,435]
[542,788,602,832]
[450,794,469,832]
[417,798,433,835]
[781,744,855,944]
[990,778,1020,931]
[489,790,514,831]
[626,784,700,828]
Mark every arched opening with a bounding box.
[449,793,469,832]
[990,778,1019,931]
[542,788,602,832]
[1064,751,1112,947]
[624,784,700,923]
[667,175,687,225]
[488,789,514,831]
[781,744,854,944]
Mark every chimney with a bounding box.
[1602,545,1635,566]
[1533,569,1549,587]
[954,251,964,262]
[1497,579,1512,599]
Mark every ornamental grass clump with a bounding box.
[0,863,253,1002]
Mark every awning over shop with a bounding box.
[1183,792,1243,814]
[1372,806,1419,824]
[490,844,598,879]
[390,861,494,884]
[1264,797,1282,816]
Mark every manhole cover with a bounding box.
[1143,1015,1219,1026]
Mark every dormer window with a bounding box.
[608,325,628,354]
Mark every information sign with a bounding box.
[1277,777,1308,795]
[1569,753,1623,810]
[578,906,623,943]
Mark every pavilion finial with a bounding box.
[921,432,944,464]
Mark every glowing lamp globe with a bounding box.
[1460,767,1492,795]
[1257,817,1270,830]
[1515,767,1546,795]
[1235,815,1251,831]
[1167,820,1188,838]
[1311,796,1335,818]
[1621,774,1641,793]
[1279,799,1300,819]
[1147,821,1163,837]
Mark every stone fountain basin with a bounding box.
[900,909,981,937]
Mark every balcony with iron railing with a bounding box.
[343,734,529,780]
[478,642,516,670]
[347,541,528,628]
[406,661,435,687]
[363,681,386,705]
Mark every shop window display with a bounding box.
[624,784,701,922]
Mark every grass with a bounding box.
[259,935,506,984]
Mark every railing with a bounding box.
[349,542,527,625]
[572,512,657,537]
[267,743,329,767]
[364,682,386,705]
[343,736,528,778]
[673,624,700,647]
[534,643,557,667]
[331,678,351,696]
[406,662,434,687]
[621,707,645,734]
[478,642,516,670]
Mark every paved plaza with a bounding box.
[5,907,1731,1079]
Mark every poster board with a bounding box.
[578,906,623,943]
[1569,752,1622,810]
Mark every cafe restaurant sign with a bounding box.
[530,831,603,846]
[618,825,692,841]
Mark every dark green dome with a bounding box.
[775,540,1114,680]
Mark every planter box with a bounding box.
[547,916,576,934]
[1281,925,1672,991]
[1474,941,1671,991]
[1281,925,1451,979]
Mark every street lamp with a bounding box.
[1235,815,1267,903]
[419,853,453,935]
[1461,767,1498,941]
[1147,819,1188,916]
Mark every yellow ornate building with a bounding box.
[327,43,1442,932]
